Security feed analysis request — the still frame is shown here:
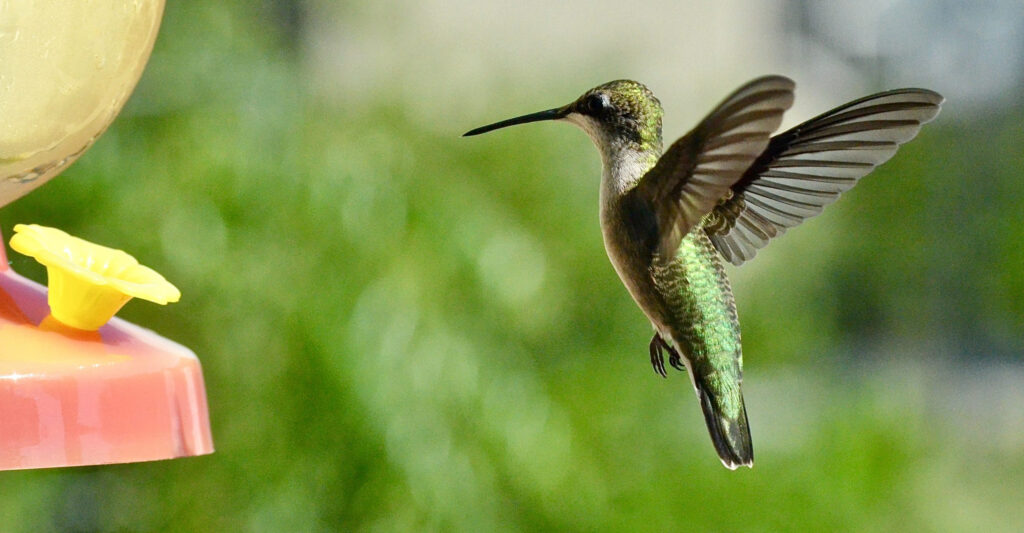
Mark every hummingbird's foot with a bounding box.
[651,334,688,376]
[649,334,668,378]
[668,347,686,373]
[650,333,687,375]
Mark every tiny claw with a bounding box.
[669,349,687,372]
[649,334,668,378]
[655,337,686,372]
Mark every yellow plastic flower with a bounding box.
[9,224,180,331]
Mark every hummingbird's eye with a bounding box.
[583,93,611,115]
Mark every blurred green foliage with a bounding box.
[2,2,1023,531]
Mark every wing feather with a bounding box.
[631,76,796,259]
[705,88,944,265]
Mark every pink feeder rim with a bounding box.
[0,229,213,470]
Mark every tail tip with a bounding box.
[720,456,754,470]
[696,381,754,470]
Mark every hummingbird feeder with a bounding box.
[0,0,213,470]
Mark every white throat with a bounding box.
[564,113,655,206]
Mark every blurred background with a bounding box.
[2,0,1024,530]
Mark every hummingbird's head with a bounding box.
[564,80,664,155]
[464,80,664,157]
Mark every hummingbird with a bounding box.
[464,76,942,469]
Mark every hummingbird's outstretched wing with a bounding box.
[632,76,795,260]
[704,88,944,266]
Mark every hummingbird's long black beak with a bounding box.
[463,107,568,137]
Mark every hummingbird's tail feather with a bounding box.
[695,377,753,470]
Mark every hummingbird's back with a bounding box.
[651,229,741,370]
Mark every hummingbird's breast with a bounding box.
[597,146,741,371]
[600,190,661,314]
[601,191,742,371]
